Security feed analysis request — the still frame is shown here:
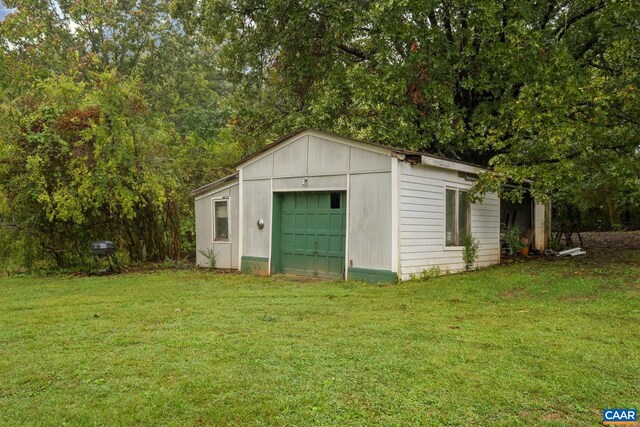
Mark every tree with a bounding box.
[0,0,237,267]
[177,0,639,204]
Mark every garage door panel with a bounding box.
[283,195,295,210]
[307,194,319,209]
[295,214,306,229]
[306,213,317,230]
[329,235,342,252]
[317,213,329,231]
[329,213,343,231]
[316,256,328,273]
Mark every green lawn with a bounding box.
[1,255,639,426]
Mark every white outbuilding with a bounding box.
[192,128,550,282]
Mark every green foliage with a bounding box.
[198,248,217,269]
[409,265,442,281]
[501,224,523,256]
[0,0,235,268]
[461,233,480,271]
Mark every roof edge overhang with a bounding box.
[190,172,239,198]
[392,150,487,174]
[234,127,489,174]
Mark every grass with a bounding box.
[1,254,639,426]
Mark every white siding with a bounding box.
[241,179,272,259]
[399,162,500,279]
[195,182,239,269]
[348,172,392,271]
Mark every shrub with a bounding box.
[198,248,217,269]
[409,265,442,281]
[461,233,480,271]
[501,224,523,256]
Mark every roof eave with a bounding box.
[190,172,239,197]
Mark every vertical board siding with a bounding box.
[229,184,240,269]
[242,179,272,259]
[194,196,211,267]
[273,136,308,177]
[307,136,350,174]
[399,163,500,279]
[349,172,392,271]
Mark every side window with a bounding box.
[213,199,229,241]
[445,189,457,246]
[445,188,470,246]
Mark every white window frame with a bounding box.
[212,197,231,243]
[444,187,470,249]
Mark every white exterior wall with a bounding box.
[239,131,394,276]
[194,182,239,269]
[398,162,500,280]
[241,178,272,260]
[348,172,392,271]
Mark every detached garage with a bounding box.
[192,128,550,282]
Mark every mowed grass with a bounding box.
[1,255,639,426]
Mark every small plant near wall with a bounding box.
[461,233,479,271]
[198,249,217,269]
[501,224,523,256]
[409,265,442,281]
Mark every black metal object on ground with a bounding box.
[88,240,121,275]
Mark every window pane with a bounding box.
[445,189,457,246]
[458,191,469,240]
[215,201,229,240]
[330,192,340,209]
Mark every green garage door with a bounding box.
[278,192,346,279]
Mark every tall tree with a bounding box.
[177,0,639,205]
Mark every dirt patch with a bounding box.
[500,288,529,300]
[543,412,563,421]
[275,274,329,283]
[581,231,640,259]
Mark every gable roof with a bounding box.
[235,127,487,173]
[192,128,488,197]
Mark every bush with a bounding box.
[461,233,479,271]
[198,248,217,269]
[409,265,442,281]
[501,224,523,256]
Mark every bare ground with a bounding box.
[577,231,640,262]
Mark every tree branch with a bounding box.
[554,1,606,41]
[337,44,371,61]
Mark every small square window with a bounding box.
[330,192,340,209]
